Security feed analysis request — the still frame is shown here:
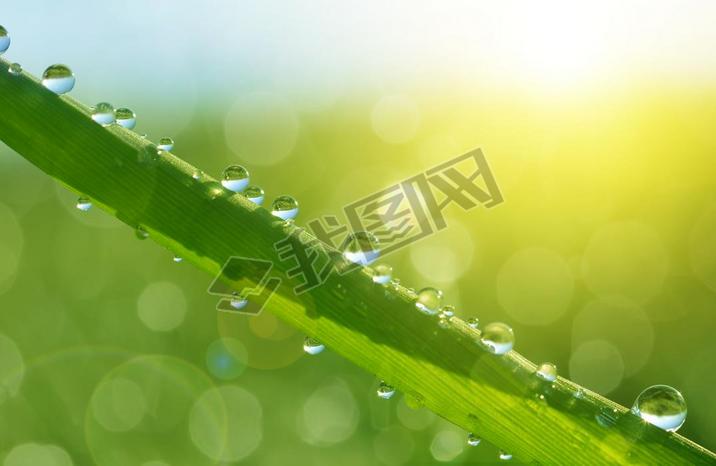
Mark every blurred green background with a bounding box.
[2,1,716,464]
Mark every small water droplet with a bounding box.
[466,317,479,329]
[230,292,248,310]
[303,337,325,355]
[415,287,443,315]
[75,196,92,212]
[574,388,585,399]
[467,433,481,447]
[0,26,10,54]
[243,185,265,205]
[631,385,687,432]
[42,64,75,94]
[157,137,174,152]
[536,362,558,382]
[191,170,202,180]
[135,226,149,240]
[371,263,392,284]
[271,195,299,220]
[499,450,512,461]
[377,381,396,400]
[480,322,514,355]
[343,231,380,266]
[115,108,137,129]
[91,102,115,126]
[439,305,455,318]
[8,62,21,75]
[173,255,183,263]
[221,165,250,192]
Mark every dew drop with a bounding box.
[76,196,92,212]
[631,385,687,432]
[230,292,248,310]
[173,255,183,263]
[415,287,443,315]
[42,64,75,94]
[271,195,299,220]
[91,102,115,126]
[536,362,558,382]
[243,185,265,205]
[499,450,512,461]
[135,226,149,240]
[115,108,137,129]
[466,317,479,329]
[480,322,514,355]
[303,337,325,355]
[377,381,396,400]
[157,137,174,152]
[371,263,393,285]
[0,26,10,54]
[467,433,481,447]
[221,165,250,192]
[343,231,380,266]
[191,170,202,180]
[439,305,455,318]
[8,62,21,75]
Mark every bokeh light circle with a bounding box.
[569,339,625,394]
[373,426,415,465]
[3,443,73,466]
[90,377,147,432]
[429,429,464,462]
[0,202,23,293]
[409,219,475,284]
[205,338,248,381]
[0,333,24,404]
[297,378,360,446]
[136,281,187,332]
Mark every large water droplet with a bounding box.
[343,231,380,266]
[371,263,393,284]
[42,64,75,94]
[480,322,514,355]
[91,102,115,126]
[115,108,137,129]
[221,165,250,192]
[467,433,481,447]
[303,337,325,355]
[243,185,264,205]
[157,137,174,152]
[415,287,443,315]
[76,196,92,212]
[271,195,299,220]
[377,381,396,400]
[466,317,479,329]
[0,26,10,54]
[8,62,21,75]
[499,451,512,461]
[631,385,687,432]
[536,362,558,382]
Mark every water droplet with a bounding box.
[192,170,202,180]
[157,137,174,152]
[631,385,687,432]
[115,108,137,129]
[303,337,325,355]
[42,64,75,94]
[221,165,250,192]
[466,317,479,329]
[371,263,393,284]
[377,381,396,400]
[415,287,443,315]
[76,196,92,212]
[480,322,514,355]
[0,26,10,54]
[230,292,248,310]
[499,450,512,460]
[536,362,558,382]
[8,62,21,75]
[467,433,481,447]
[243,185,265,205]
[271,195,299,220]
[173,255,183,263]
[343,231,380,266]
[91,102,115,126]
[135,226,149,240]
[439,305,455,318]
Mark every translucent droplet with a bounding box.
[371,263,393,284]
[415,287,443,315]
[230,292,248,310]
[467,433,481,447]
[439,305,455,318]
[343,231,380,266]
[303,337,325,355]
[377,381,396,400]
[536,362,558,382]
[480,322,514,355]
[173,255,183,263]
[243,185,264,205]
[499,450,512,460]
[221,165,250,192]
[191,170,202,180]
[8,62,22,75]
[42,64,75,94]
[91,102,115,126]
[0,26,10,54]
[135,226,149,240]
[157,137,174,152]
[271,195,299,221]
[631,385,687,432]
[466,317,479,329]
[115,108,137,129]
[76,196,92,212]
